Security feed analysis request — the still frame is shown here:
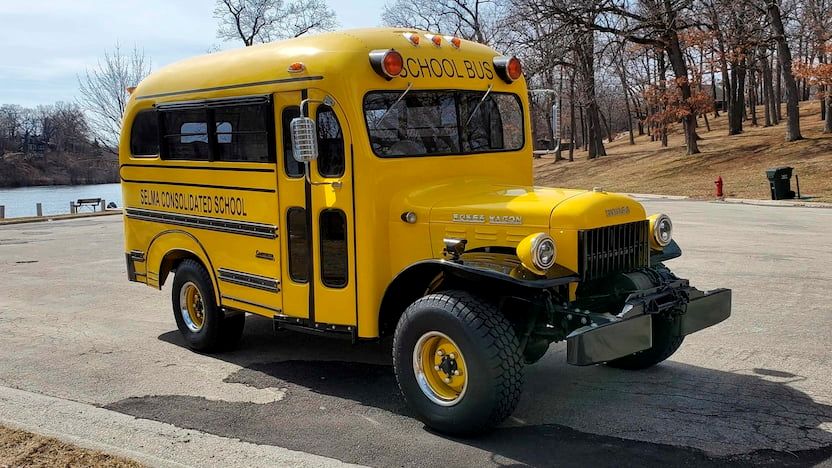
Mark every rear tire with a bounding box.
[171,259,245,352]
[393,290,524,435]
[605,315,683,370]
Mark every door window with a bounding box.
[281,106,304,177]
[287,207,309,283]
[319,209,348,288]
[316,105,345,177]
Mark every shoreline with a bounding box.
[0,209,122,226]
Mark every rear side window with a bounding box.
[161,109,210,161]
[158,97,274,163]
[213,104,272,162]
[130,111,159,157]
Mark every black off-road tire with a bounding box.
[393,290,524,435]
[171,259,245,352]
[605,315,684,370]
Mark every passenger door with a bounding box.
[275,90,357,331]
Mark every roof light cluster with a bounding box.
[401,32,461,49]
[367,34,523,83]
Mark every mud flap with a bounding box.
[566,315,653,366]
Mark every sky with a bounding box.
[0,0,388,107]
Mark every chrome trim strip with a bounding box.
[125,208,277,239]
[218,268,280,292]
[221,294,282,313]
[136,75,324,100]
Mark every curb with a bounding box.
[0,386,358,468]
[716,198,832,209]
[0,210,122,226]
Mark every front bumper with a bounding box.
[565,284,731,366]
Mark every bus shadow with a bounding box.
[151,315,832,466]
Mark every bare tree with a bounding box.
[215,0,337,46]
[381,0,512,48]
[78,44,150,150]
[766,0,803,140]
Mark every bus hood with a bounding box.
[419,180,645,230]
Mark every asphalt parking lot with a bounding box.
[1,200,831,467]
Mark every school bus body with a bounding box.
[120,27,730,433]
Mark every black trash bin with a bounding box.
[765,167,795,200]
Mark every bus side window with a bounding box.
[282,106,303,177]
[161,109,211,161]
[130,110,160,157]
[213,104,273,162]
[316,105,345,178]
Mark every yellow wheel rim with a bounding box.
[413,331,468,406]
[179,282,205,332]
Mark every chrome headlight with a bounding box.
[649,214,673,249]
[517,233,557,275]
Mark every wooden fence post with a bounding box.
[70,202,76,214]
[0,205,5,219]
[36,203,43,217]
[100,199,106,212]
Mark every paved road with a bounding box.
[1,201,831,467]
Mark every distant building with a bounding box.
[700,83,727,112]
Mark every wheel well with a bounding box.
[158,250,203,288]
[378,262,521,337]
[378,263,445,337]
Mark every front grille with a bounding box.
[578,220,650,281]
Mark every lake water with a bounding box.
[0,183,123,218]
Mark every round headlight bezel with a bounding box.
[650,213,673,248]
[517,233,557,275]
[531,234,557,271]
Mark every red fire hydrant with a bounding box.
[715,176,724,199]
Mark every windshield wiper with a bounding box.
[463,84,494,127]
[372,82,413,129]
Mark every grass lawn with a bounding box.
[534,100,832,203]
[0,425,141,468]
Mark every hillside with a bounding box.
[535,101,832,203]
[0,151,118,187]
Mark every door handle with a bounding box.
[305,171,342,189]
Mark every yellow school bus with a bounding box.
[120,28,731,434]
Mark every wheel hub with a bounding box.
[413,331,467,406]
[179,282,205,332]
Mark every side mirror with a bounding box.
[290,117,318,163]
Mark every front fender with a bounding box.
[650,239,682,264]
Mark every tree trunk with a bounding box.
[826,95,832,133]
[569,70,576,161]
[618,57,635,145]
[775,52,783,122]
[711,48,720,118]
[572,25,605,159]
[729,64,746,135]
[760,48,774,127]
[657,50,669,147]
[703,112,711,132]
[767,0,802,141]
[662,15,699,154]
[555,68,564,161]
[748,57,758,127]
[820,54,827,123]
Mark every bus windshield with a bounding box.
[363,90,524,158]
